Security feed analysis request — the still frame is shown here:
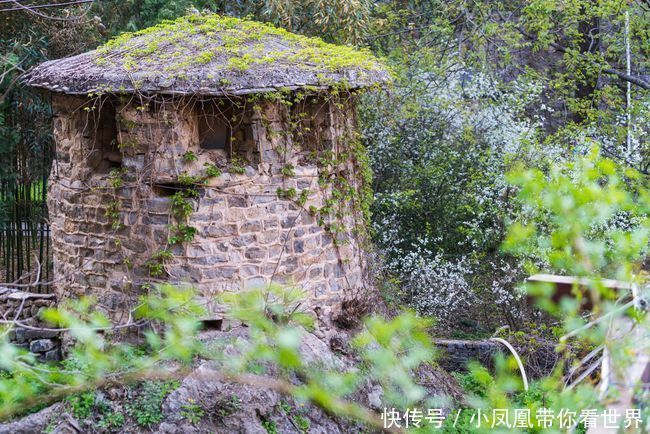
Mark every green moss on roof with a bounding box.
[25,13,389,95]
[97,13,382,75]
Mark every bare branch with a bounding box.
[1,0,94,21]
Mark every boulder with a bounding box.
[29,339,57,353]
[0,403,64,434]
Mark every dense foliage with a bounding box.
[358,0,649,333]
[0,0,648,431]
[2,0,648,331]
[0,151,647,430]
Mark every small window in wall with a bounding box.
[195,98,259,163]
[197,100,234,152]
[82,98,120,173]
[198,113,230,150]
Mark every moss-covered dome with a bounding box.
[25,13,389,96]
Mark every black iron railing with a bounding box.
[0,173,52,293]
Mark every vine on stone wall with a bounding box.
[79,82,381,311]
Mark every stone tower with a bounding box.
[24,13,388,321]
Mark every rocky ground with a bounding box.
[0,326,462,434]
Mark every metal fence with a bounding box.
[1,42,55,293]
[0,173,52,293]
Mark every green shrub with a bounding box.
[98,410,125,429]
[261,418,277,434]
[182,151,198,163]
[126,380,179,428]
[181,398,205,425]
[66,391,95,420]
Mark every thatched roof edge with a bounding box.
[23,13,390,97]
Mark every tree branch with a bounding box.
[602,67,650,90]
[0,367,403,433]
[504,15,650,90]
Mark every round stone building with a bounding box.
[25,13,388,321]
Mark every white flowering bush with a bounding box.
[361,66,556,331]
[393,246,476,324]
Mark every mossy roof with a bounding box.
[25,13,389,96]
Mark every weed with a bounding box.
[146,261,165,277]
[229,155,247,174]
[294,414,310,433]
[146,249,173,277]
[126,380,179,428]
[279,400,310,433]
[215,394,241,421]
[170,191,195,220]
[168,224,198,244]
[261,418,278,434]
[297,189,309,206]
[177,172,203,186]
[279,400,291,413]
[44,419,56,434]
[452,365,493,398]
[247,361,267,375]
[204,163,222,178]
[108,168,125,188]
[152,249,173,261]
[281,164,295,177]
[66,391,95,420]
[105,200,123,230]
[117,137,139,154]
[276,187,297,200]
[98,410,125,429]
[181,398,205,425]
[182,151,198,163]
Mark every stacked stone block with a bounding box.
[434,339,503,372]
[48,94,368,322]
[1,288,62,361]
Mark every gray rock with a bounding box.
[227,196,248,208]
[0,329,463,434]
[161,361,347,434]
[146,197,171,213]
[30,338,56,353]
[50,414,82,434]
[44,348,62,362]
[0,403,63,434]
[367,385,384,411]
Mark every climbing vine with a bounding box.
[75,62,382,310]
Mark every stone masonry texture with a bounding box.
[434,339,504,372]
[47,94,369,321]
[0,288,62,361]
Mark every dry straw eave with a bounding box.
[23,13,391,97]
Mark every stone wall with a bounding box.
[435,338,559,378]
[0,288,61,361]
[48,93,368,321]
[434,339,504,372]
